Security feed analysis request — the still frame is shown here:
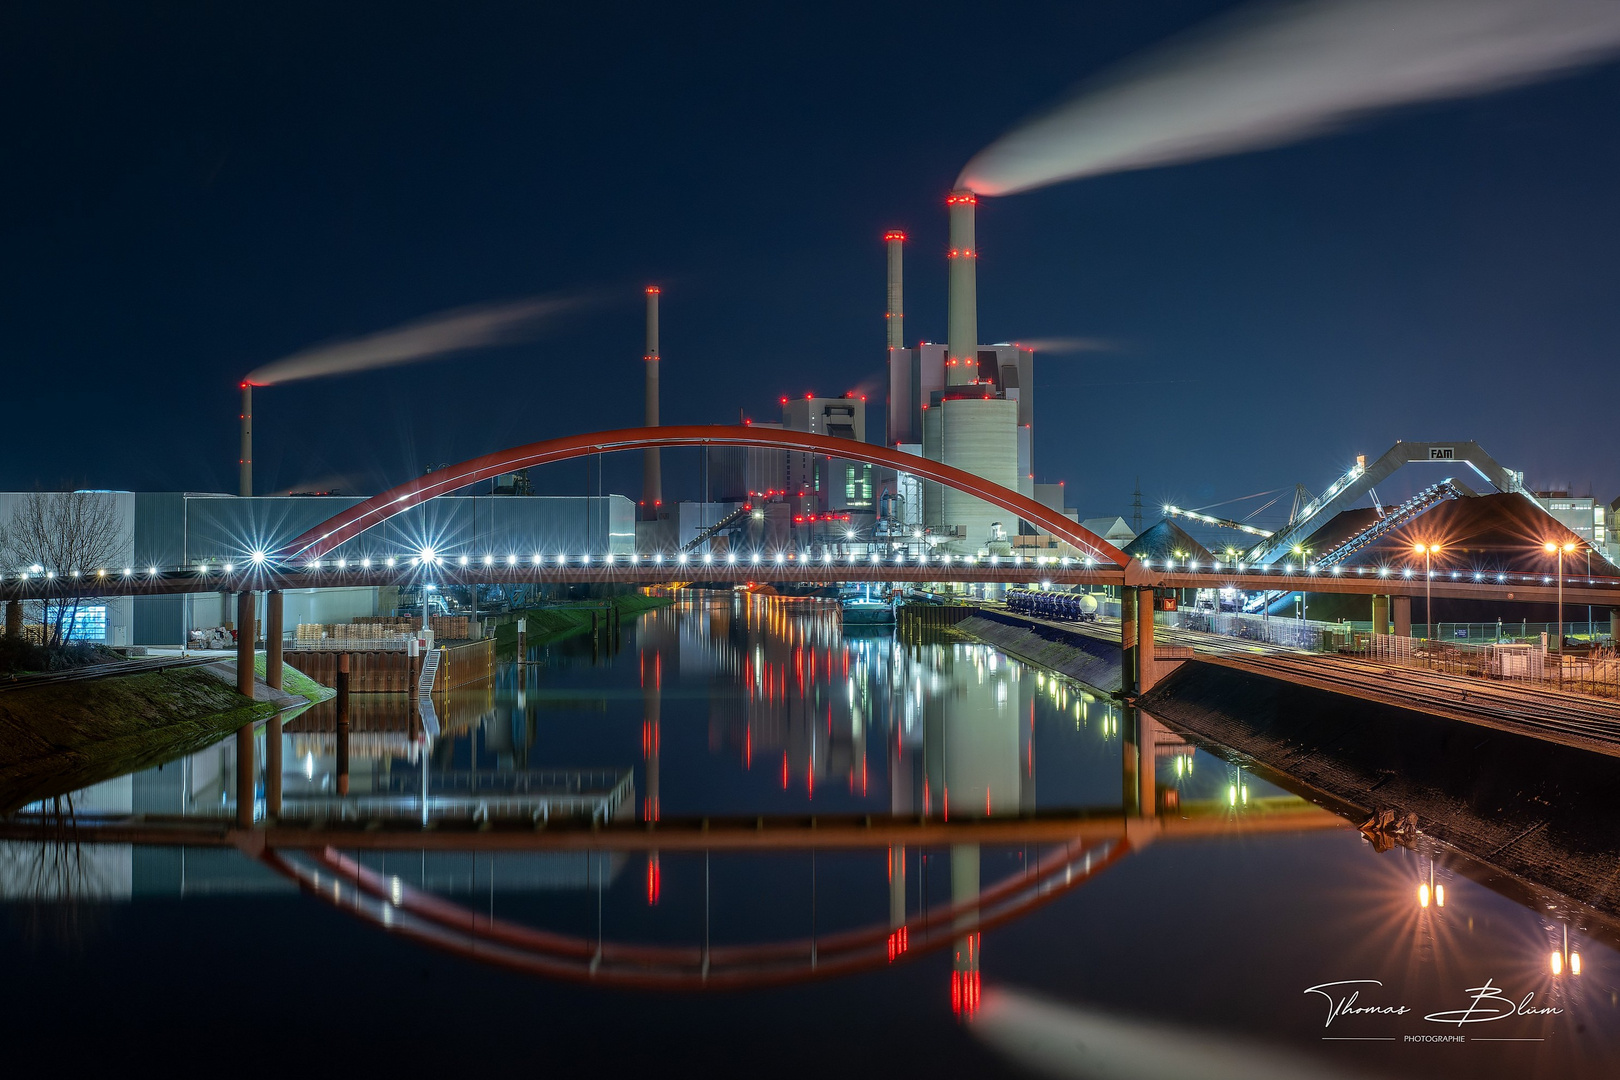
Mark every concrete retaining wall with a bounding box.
[958,612,1122,695]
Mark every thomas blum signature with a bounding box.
[1304,979,1562,1028]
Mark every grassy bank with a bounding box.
[0,667,278,812]
[492,592,674,650]
[253,654,336,704]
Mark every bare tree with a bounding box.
[0,492,130,646]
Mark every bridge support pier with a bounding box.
[235,723,255,828]
[234,590,257,829]
[265,589,283,690]
[1371,595,1389,637]
[1137,709,1159,818]
[265,716,283,818]
[3,599,19,640]
[1120,588,1138,695]
[1136,587,1158,695]
[1392,595,1413,638]
[1612,609,1618,645]
[236,591,255,697]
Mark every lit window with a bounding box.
[63,605,107,642]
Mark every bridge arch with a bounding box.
[258,838,1130,990]
[277,424,1127,566]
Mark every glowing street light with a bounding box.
[1543,539,1577,656]
[1414,542,1441,640]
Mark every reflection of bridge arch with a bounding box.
[258,838,1130,990]
[276,425,1126,567]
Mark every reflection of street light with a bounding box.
[1543,540,1576,657]
[1414,543,1440,640]
[1552,923,1582,977]
[1418,857,1445,909]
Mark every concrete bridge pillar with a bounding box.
[265,589,284,691]
[3,599,20,640]
[234,590,257,829]
[1392,595,1413,638]
[1137,709,1160,818]
[1120,706,1139,814]
[235,723,255,828]
[1120,588,1138,695]
[1611,608,1618,645]
[1136,587,1158,694]
[236,591,255,696]
[264,716,283,818]
[1371,595,1389,637]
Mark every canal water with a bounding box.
[2,592,1615,1078]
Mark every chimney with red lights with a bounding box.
[885,230,905,351]
[642,286,662,519]
[239,381,253,497]
[946,190,978,386]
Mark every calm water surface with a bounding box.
[2,592,1615,1078]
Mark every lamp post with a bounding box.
[1543,540,1576,655]
[1292,545,1312,624]
[1414,543,1440,640]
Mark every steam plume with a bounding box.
[960,0,1620,196]
[1013,337,1117,355]
[245,294,587,386]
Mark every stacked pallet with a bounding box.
[352,615,471,639]
[294,622,410,645]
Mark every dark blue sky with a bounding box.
[4,1,1617,526]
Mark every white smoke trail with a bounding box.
[1012,337,1117,355]
[960,0,1620,196]
[245,294,588,386]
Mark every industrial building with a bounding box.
[885,194,1068,555]
[0,489,632,647]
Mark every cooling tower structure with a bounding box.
[642,286,662,520]
[922,396,1021,551]
[239,382,253,498]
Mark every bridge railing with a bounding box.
[1158,609,1346,652]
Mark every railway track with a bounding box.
[1200,652,1620,756]
[978,605,1620,756]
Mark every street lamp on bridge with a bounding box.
[1413,542,1441,640]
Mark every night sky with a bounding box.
[5,1,1618,525]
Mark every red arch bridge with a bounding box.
[3,425,1615,609]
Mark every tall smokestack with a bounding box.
[946,190,978,386]
[884,230,906,351]
[239,382,253,497]
[642,287,662,519]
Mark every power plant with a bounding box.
[887,191,1051,556]
[212,182,1618,588]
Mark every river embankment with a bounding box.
[956,611,1123,695]
[491,592,674,650]
[1142,661,1620,925]
[951,606,1620,927]
[0,656,329,812]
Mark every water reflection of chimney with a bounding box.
[336,653,351,796]
[642,639,662,906]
